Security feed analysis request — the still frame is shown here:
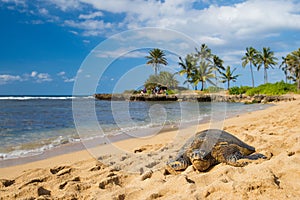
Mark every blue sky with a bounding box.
[0,0,300,95]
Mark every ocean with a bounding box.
[0,96,273,161]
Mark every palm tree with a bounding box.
[192,61,215,91]
[145,48,168,75]
[220,66,239,90]
[195,43,212,62]
[279,56,289,83]
[211,55,225,85]
[286,48,300,90]
[256,47,278,84]
[241,47,258,87]
[178,54,197,89]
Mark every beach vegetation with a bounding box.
[255,47,278,84]
[219,66,239,90]
[279,56,290,83]
[178,44,221,91]
[229,86,252,95]
[145,48,168,75]
[229,81,297,96]
[144,71,179,90]
[286,48,300,90]
[241,47,258,87]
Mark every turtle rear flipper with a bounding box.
[211,142,248,167]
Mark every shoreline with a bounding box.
[1,95,300,199]
[0,101,271,168]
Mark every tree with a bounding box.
[144,71,179,90]
[195,43,212,62]
[286,48,300,90]
[145,48,168,75]
[158,71,179,89]
[178,54,197,88]
[279,56,289,83]
[256,47,278,84]
[241,47,258,87]
[211,55,225,85]
[192,61,215,91]
[220,66,239,90]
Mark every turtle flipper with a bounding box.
[166,157,190,175]
[211,142,247,167]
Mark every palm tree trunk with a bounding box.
[264,65,268,83]
[298,72,300,91]
[250,62,255,87]
[201,81,204,91]
[227,80,230,90]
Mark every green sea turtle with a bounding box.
[166,129,261,174]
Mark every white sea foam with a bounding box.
[0,135,82,160]
[0,96,94,100]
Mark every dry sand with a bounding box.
[1,96,300,199]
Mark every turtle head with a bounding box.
[189,149,212,172]
[190,149,208,161]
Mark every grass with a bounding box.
[229,81,297,96]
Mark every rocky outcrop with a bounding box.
[94,93,295,103]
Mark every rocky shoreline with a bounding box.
[94,93,296,103]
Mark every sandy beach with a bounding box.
[1,96,300,200]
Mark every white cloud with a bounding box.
[79,11,103,19]
[69,30,79,35]
[0,74,22,85]
[57,71,66,76]
[64,19,113,36]
[36,73,52,82]
[50,0,81,11]
[57,71,75,82]
[42,0,300,49]
[31,71,37,77]
[64,77,75,82]
[39,8,49,15]
[94,47,146,58]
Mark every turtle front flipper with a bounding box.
[211,142,248,167]
[166,157,190,175]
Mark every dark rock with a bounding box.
[37,187,51,196]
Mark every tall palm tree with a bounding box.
[279,56,289,83]
[212,55,225,85]
[256,47,278,84]
[220,66,239,90]
[145,48,168,75]
[286,48,300,90]
[195,43,212,62]
[241,47,258,87]
[192,61,215,91]
[178,54,197,88]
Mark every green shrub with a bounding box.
[229,82,297,96]
[245,81,297,96]
[229,86,252,95]
[204,86,224,93]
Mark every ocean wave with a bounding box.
[0,96,94,100]
[0,135,81,160]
